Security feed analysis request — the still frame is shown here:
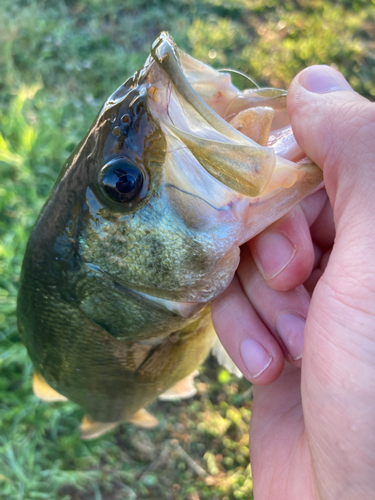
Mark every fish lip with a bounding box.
[150,32,256,144]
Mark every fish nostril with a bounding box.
[121,114,132,125]
[112,116,132,138]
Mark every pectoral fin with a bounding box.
[32,372,68,402]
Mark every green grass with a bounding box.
[1,0,374,498]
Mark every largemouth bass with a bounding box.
[17,32,322,438]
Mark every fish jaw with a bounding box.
[146,32,277,198]
[141,32,322,242]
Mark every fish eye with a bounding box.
[101,158,143,203]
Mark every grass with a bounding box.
[0,0,374,498]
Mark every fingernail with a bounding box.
[300,65,353,94]
[276,313,306,360]
[254,231,296,280]
[240,339,272,378]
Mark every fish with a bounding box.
[17,32,322,439]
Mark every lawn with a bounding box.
[1,0,374,499]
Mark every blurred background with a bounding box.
[0,0,374,498]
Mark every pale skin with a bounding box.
[212,65,375,499]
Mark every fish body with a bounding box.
[17,33,322,427]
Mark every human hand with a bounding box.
[212,65,375,499]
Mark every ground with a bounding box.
[1,1,374,499]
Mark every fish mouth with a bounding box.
[149,32,275,198]
[141,32,323,241]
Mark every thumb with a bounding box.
[288,67,375,496]
[288,64,375,295]
[288,65,375,230]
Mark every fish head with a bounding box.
[30,32,322,314]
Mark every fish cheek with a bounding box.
[78,202,215,300]
[124,214,213,292]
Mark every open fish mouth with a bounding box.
[137,32,322,239]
